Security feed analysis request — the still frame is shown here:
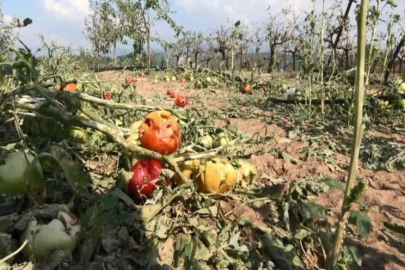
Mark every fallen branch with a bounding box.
[268,93,405,105]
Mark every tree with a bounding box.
[191,32,204,69]
[85,0,111,68]
[212,26,231,69]
[113,0,181,68]
[0,2,12,53]
[265,8,293,73]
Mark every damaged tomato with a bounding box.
[103,92,113,100]
[139,111,181,154]
[175,95,188,107]
[55,83,77,92]
[128,159,170,199]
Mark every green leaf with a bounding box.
[110,188,135,208]
[347,179,367,206]
[261,234,305,270]
[384,221,405,237]
[23,156,44,191]
[349,211,371,237]
[387,0,397,7]
[23,18,33,26]
[49,146,90,192]
[300,202,327,221]
[322,177,344,191]
[348,246,362,266]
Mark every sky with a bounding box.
[1,0,405,55]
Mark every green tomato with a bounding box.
[69,127,88,143]
[205,77,212,83]
[199,135,213,149]
[398,83,405,94]
[0,152,34,195]
[235,159,258,187]
[171,76,177,81]
[392,99,405,108]
[21,209,81,260]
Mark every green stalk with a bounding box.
[320,0,326,114]
[327,0,369,269]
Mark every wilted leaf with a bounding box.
[349,211,371,238]
[261,234,305,270]
[322,176,344,191]
[300,202,327,221]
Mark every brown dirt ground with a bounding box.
[99,71,405,270]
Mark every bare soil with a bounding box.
[100,71,405,270]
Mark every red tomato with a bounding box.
[55,83,77,92]
[128,159,170,199]
[126,76,137,85]
[175,95,188,107]
[167,89,178,98]
[103,92,113,100]
[139,111,181,155]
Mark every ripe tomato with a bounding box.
[126,76,137,85]
[240,83,251,94]
[139,111,181,154]
[175,95,188,107]
[55,83,77,92]
[128,159,170,199]
[167,89,178,98]
[180,78,187,83]
[103,92,113,100]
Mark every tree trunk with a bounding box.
[147,22,151,68]
[268,44,276,73]
[113,43,117,66]
[292,51,297,71]
[194,53,198,70]
[400,58,403,74]
[283,51,287,70]
[384,35,405,84]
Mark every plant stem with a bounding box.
[328,0,369,269]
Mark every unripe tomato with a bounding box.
[0,152,35,195]
[128,159,170,199]
[196,158,237,194]
[175,95,188,107]
[172,159,201,185]
[139,111,181,154]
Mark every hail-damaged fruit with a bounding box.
[172,159,201,185]
[198,135,214,149]
[129,159,170,199]
[175,95,188,107]
[0,152,38,195]
[103,92,113,100]
[55,82,77,92]
[21,207,81,260]
[196,158,237,194]
[240,83,251,94]
[234,159,258,188]
[139,111,181,155]
[126,76,137,85]
[167,89,178,98]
